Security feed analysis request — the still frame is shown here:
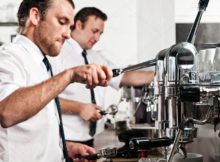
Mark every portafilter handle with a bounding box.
[129,137,172,151]
[77,147,118,160]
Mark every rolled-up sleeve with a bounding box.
[0,49,26,100]
[109,74,123,90]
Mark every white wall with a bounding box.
[137,0,175,61]
[0,0,20,22]
[0,0,21,43]
[175,0,220,23]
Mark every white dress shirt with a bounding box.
[50,38,123,141]
[0,35,63,162]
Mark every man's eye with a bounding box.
[92,30,98,34]
[59,20,65,25]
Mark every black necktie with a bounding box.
[43,56,72,162]
[81,50,97,136]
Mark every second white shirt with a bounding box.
[50,38,122,141]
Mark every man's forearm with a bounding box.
[120,71,154,87]
[60,97,103,122]
[60,98,84,115]
[0,64,112,128]
[0,70,72,128]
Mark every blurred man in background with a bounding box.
[51,7,154,147]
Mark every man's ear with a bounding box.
[29,7,41,26]
[75,20,83,30]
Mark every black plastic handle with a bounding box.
[75,153,99,160]
[129,137,172,151]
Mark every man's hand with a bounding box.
[70,64,113,88]
[67,142,96,162]
[79,103,102,121]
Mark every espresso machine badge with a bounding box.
[189,71,198,83]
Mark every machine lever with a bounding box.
[112,59,156,77]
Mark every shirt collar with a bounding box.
[14,34,45,64]
[68,38,84,56]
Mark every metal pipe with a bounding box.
[112,59,156,77]
[167,129,183,162]
[186,10,204,43]
[186,0,209,43]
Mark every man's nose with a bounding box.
[63,27,71,39]
[95,33,101,42]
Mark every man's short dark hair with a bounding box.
[17,0,75,27]
[72,7,107,30]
